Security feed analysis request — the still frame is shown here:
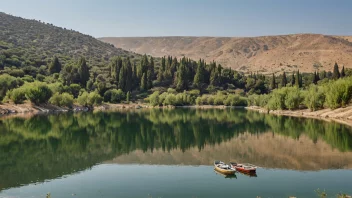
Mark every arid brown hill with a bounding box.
[100,34,352,73]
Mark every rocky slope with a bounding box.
[100,34,352,73]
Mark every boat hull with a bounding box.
[214,166,236,175]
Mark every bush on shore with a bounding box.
[49,92,74,107]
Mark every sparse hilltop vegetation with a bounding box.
[99,35,352,73]
[1,12,352,115]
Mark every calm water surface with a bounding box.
[1,108,352,198]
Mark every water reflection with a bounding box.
[1,108,352,191]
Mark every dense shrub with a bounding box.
[77,91,102,107]
[77,92,89,106]
[26,83,53,104]
[0,74,22,101]
[304,85,325,111]
[49,92,74,107]
[267,89,285,110]
[323,77,352,109]
[284,87,303,110]
[4,87,27,104]
[103,89,125,103]
[147,91,194,106]
[148,91,160,106]
[69,84,81,98]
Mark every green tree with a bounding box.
[281,72,287,87]
[193,59,204,88]
[295,70,302,88]
[125,57,133,92]
[176,61,187,90]
[26,84,53,104]
[110,56,122,85]
[157,57,165,82]
[140,73,147,91]
[78,57,90,87]
[291,73,295,86]
[118,65,126,91]
[48,57,62,74]
[147,57,154,89]
[333,62,340,79]
[341,66,346,78]
[126,91,130,102]
[271,73,276,90]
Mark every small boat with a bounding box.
[214,169,237,179]
[214,161,236,175]
[230,162,257,173]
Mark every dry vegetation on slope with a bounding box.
[100,34,352,73]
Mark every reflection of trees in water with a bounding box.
[0,109,352,190]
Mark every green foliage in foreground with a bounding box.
[49,92,74,107]
[250,76,352,111]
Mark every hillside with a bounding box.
[100,34,352,73]
[0,12,139,71]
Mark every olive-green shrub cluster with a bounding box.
[103,89,125,103]
[248,76,352,111]
[49,93,74,107]
[0,74,24,102]
[147,91,197,106]
[77,91,103,107]
[4,82,52,104]
[195,92,247,106]
[323,77,352,109]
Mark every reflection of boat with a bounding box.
[214,161,236,175]
[237,170,258,177]
[214,169,237,179]
[230,162,257,173]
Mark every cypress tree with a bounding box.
[78,57,90,87]
[125,57,133,92]
[271,73,276,90]
[118,64,126,91]
[312,71,317,84]
[110,56,122,85]
[132,63,138,88]
[157,57,165,82]
[281,72,287,87]
[341,66,346,77]
[193,59,204,88]
[147,57,154,89]
[295,70,300,88]
[291,73,295,86]
[320,70,326,80]
[176,62,187,90]
[49,57,62,74]
[333,62,340,79]
[140,73,147,91]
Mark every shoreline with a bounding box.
[2,103,352,127]
[246,106,352,127]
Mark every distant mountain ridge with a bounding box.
[99,34,352,73]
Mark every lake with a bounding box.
[0,108,352,198]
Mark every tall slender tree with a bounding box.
[333,62,340,79]
[78,57,90,87]
[125,57,133,92]
[140,73,147,91]
[271,73,276,90]
[49,57,62,74]
[291,73,295,86]
[193,59,204,88]
[281,72,287,87]
[295,70,301,88]
[341,66,346,78]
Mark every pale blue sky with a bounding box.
[1,0,351,37]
